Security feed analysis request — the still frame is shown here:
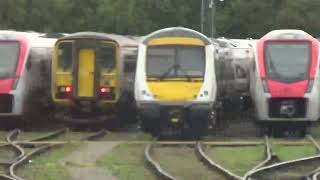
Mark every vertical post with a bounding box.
[210,0,216,38]
[201,0,205,34]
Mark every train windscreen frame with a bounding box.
[264,41,311,83]
[146,45,205,79]
[0,41,20,79]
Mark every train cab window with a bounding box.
[147,47,175,78]
[0,42,19,78]
[96,43,116,70]
[58,42,73,71]
[264,42,310,83]
[177,46,205,77]
[147,45,205,79]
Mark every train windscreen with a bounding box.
[264,42,310,83]
[0,42,19,79]
[146,45,205,79]
[96,42,116,70]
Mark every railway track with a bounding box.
[244,134,320,180]
[144,140,176,180]
[144,139,243,180]
[0,128,108,180]
[0,128,68,180]
[144,135,320,180]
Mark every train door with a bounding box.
[77,48,95,97]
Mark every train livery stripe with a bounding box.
[77,49,95,97]
[147,81,202,101]
[148,37,205,46]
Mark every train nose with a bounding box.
[279,101,296,118]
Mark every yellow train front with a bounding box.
[52,32,121,123]
[135,27,217,137]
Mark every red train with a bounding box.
[0,31,55,123]
[249,30,320,135]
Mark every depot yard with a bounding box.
[1,127,320,180]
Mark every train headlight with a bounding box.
[306,80,314,93]
[261,79,269,93]
[140,90,153,100]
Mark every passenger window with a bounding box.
[58,42,73,71]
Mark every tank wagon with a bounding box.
[51,32,138,124]
[0,31,56,121]
[135,27,217,137]
[249,29,320,135]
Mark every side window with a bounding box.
[58,42,73,71]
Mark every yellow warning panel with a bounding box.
[78,49,95,97]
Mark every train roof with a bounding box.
[142,27,212,45]
[262,29,315,40]
[214,38,257,49]
[58,32,139,48]
[0,31,57,48]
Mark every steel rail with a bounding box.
[0,128,68,180]
[245,134,320,180]
[0,140,315,146]
[9,144,62,180]
[144,140,176,180]
[243,136,276,179]
[81,129,108,141]
[306,135,320,180]
[0,174,16,180]
[28,128,68,142]
[196,141,243,180]
[5,130,24,162]
[312,171,320,180]
[0,130,25,180]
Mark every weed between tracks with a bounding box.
[17,143,80,180]
[207,146,264,176]
[273,145,318,161]
[97,143,157,180]
[154,145,227,180]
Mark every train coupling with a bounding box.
[168,109,184,124]
[279,100,296,118]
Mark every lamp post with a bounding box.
[201,0,224,38]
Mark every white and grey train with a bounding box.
[134,27,217,137]
[0,31,56,122]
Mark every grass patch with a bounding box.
[311,126,320,138]
[154,146,226,180]
[97,143,156,180]
[18,143,80,180]
[208,146,264,176]
[273,145,317,161]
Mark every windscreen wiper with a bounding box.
[158,64,177,80]
[176,66,192,81]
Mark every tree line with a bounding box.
[0,0,320,38]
